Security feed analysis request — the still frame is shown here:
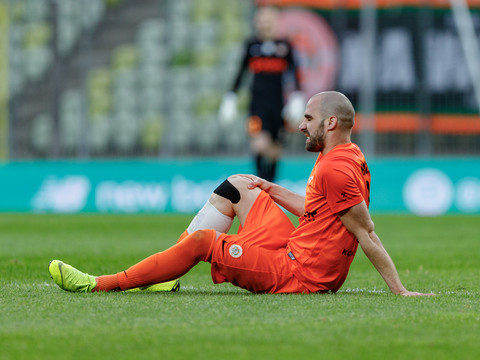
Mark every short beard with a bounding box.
[306,124,326,153]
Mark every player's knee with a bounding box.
[227,175,252,190]
[213,177,242,204]
[186,230,215,261]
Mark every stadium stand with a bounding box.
[6,0,253,158]
[5,0,479,158]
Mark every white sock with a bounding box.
[187,200,233,234]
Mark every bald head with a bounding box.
[310,91,355,130]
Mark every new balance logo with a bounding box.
[336,192,349,204]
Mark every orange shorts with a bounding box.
[210,191,311,293]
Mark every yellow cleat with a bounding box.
[48,260,97,293]
[49,259,180,293]
[125,280,180,293]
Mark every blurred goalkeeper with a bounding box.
[218,5,305,182]
[49,91,434,297]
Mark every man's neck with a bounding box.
[322,137,351,156]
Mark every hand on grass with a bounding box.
[399,290,435,296]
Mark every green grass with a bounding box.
[1,214,479,360]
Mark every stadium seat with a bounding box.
[24,0,48,22]
[15,0,254,157]
[191,0,217,22]
[113,87,137,114]
[167,22,191,53]
[111,44,139,71]
[166,107,193,152]
[105,0,126,8]
[137,64,166,88]
[24,47,52,81]
[166,0,191,19]
[88,68,112,118]
[137,87,164,116]
[139,114,165,152]
[89,116,111,153]
[111,110,139,152]
[8,46,27,96]
[137,19,166,44]
[23,22,51,50]
[59,89,84,151]
[138,45,170,67]
[224,118,248,153]
[31,113,53,154]
[80,0,105,29]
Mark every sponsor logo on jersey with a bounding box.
[303,209,317,222]
[229,244,243,258]
[261,40,276,56]
[342,248,354,257]
[336,191,349,203]
[248,57,288,74]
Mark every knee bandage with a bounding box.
[213,179,240,204]
[187,201,233,234]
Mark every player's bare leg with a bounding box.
[208,174,262,227]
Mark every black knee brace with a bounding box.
[213,179,240,204]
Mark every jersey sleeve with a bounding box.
[321,161,364,214]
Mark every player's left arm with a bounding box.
[282,41,305,127]
[339,201,435,296]
[285,40,301,91]
[242,174,305,217]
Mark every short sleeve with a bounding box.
[321,162,364,214]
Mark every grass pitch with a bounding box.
[1,213,479,360]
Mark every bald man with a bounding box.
[49,92,433,296]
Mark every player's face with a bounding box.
[255,7,279,40]
[300,98,328,152]
[305,119,327,152]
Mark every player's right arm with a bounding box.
[339,201,435,296]
[244,175,305,217]
[231,40,251,93]
[219,41,251,124]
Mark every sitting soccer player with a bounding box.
[49,91,433,296]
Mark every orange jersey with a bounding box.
[287,142,371,292]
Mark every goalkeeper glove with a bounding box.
[282,91,306,127]
[218,92,238,124]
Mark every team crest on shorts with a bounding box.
[229,244,243,258]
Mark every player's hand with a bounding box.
[399,290,435,296]
[218,92,238,124]
[238,174,272,192]
[282,91,306,127]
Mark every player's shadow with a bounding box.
[121,288,338,297]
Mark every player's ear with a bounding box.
[327,116,338,130]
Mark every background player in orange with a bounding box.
[49,91,433,297]
[218,5,305,182]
